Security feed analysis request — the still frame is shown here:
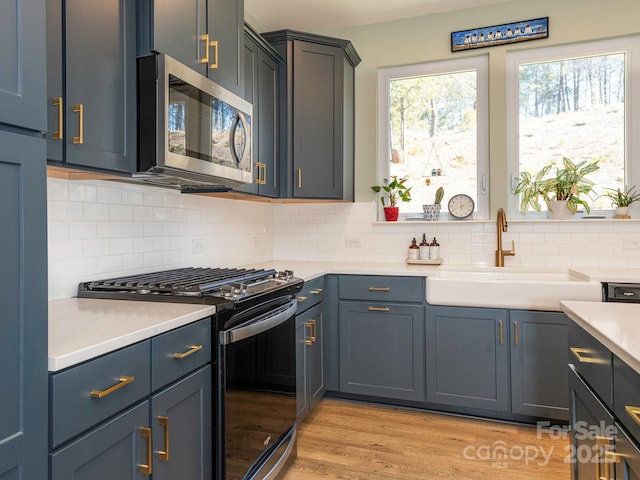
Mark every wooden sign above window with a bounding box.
[451,17,549,52]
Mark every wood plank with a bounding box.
[282,399,570,480]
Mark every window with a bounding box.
[507,36,640,216]
[377,56,489,219]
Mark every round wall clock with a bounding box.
[448,194,475,220]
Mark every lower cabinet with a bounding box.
[339,302,425,402]
[426,306,509,412]
[510,310,569,420]
[296,303,325,423]
[614,424,640,479]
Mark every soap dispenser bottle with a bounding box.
[419,234,429,260]
[408,238,419,260]
[429,237,440,260]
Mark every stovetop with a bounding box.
[77,267,303,308]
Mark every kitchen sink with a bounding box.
[426,266,602,311]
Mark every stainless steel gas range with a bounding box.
[78,267,304,480]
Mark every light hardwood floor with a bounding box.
[282,398,571,480]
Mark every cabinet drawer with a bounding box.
[151,318,212,391]
[296,276,325,313]
[568,322,612,409]
[339,275,424,303]
[614,355,640,442]
[50,340,151,448]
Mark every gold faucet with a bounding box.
[495,208,515,267]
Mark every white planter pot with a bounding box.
[547,200,575,220]
[422,204,441,221]
[615,206,629,216]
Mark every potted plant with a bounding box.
[423,186,444,221]
[602,185,640,217]
[371,176,412,221]
[514,157,600,219]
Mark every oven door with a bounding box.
[219,299,297,480]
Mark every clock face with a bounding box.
[448,194,475,219]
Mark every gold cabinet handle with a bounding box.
[296,296,308,303]
[297,168,302,189]
[514,321,519,346]
[52,97,63,140]
[254,162,266,184]
[368,287,390,292]
[171,345,203,359]
[305,320,316,345]
[499,320,503,345]
[310,289,323,294]
[261,163,267,185]
[209,39,218,69]
[625,405,640,427]
[368,306,390,312]
[157,416,169,461]
[72,104,83,144]
[570,347,602,364]
[140,427,153,475]
[200,34,210,64]
[90,376,134,398]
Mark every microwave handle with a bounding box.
[229,112,249,166]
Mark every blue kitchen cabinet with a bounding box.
[426,306,510,412]
[296,277,326,423]
[0,0,47,132]
[0,130,48,480]
[49,320,212,480]
[46,0,137,172]
[510,310,569,420]
[238,25,281,197]
[139,0,244,96]
[262,30,360,200]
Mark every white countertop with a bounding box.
[48,298,215,372]
[561,300,640,375]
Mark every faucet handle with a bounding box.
[508,240,516,255]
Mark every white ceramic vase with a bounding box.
[614,206,629,217]
[546,200,575,220]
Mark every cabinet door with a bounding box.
[151,366,212,480]
[239,33,259,195]
[295,314,310,422]
[151,0,207,76]
[292,40,343,199]
[569,365,616,480]
[510,310,569,420]
[255,47,280,197]
[614,424,640,480]
[339,302,425,402]
[207,0,243,95]
[50,401,150,480]
[426,306,509,412]
[63,0,136,172]
[0,133,47,480]
[0,0,46,131]
[306,304,325,412]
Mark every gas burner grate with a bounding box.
[84,267,277,295]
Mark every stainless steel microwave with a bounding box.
[137,54,252,190]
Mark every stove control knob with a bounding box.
[221,285,235,298]
[277,270,294,280]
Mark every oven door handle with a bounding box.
[219,300,297,345]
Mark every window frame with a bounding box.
[377,55,490,220]
[506,36,640,218]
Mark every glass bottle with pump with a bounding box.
[419,234,430,260]
[429,237,440,260]
[408,238,419,260]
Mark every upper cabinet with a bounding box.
[0,0,47,132]
[262,30,360,200]
[237,25,282,197]
[138,0,244,97]
[46,0,137,173]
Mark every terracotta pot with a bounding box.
[383,206,399,221]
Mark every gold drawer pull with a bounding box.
[140,427,152,475]
[625,405,640,427]
[90,376,134,398]
[157,416,169,461]
[310,289,323,294]
[297,168,302,189]
[499,320,503,345]
[72,104,83,144]
[296,296,308,303]
[368,307,390,312]
[171,345,203,359]
[305,319,317,345]
[514,321,519,346]
[570,347,601,364]
[200,34,210,64]
[368,287,390,292]
[52,97,63,140]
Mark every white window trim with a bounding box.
[377,55,490,220]
[506,36,640,218]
